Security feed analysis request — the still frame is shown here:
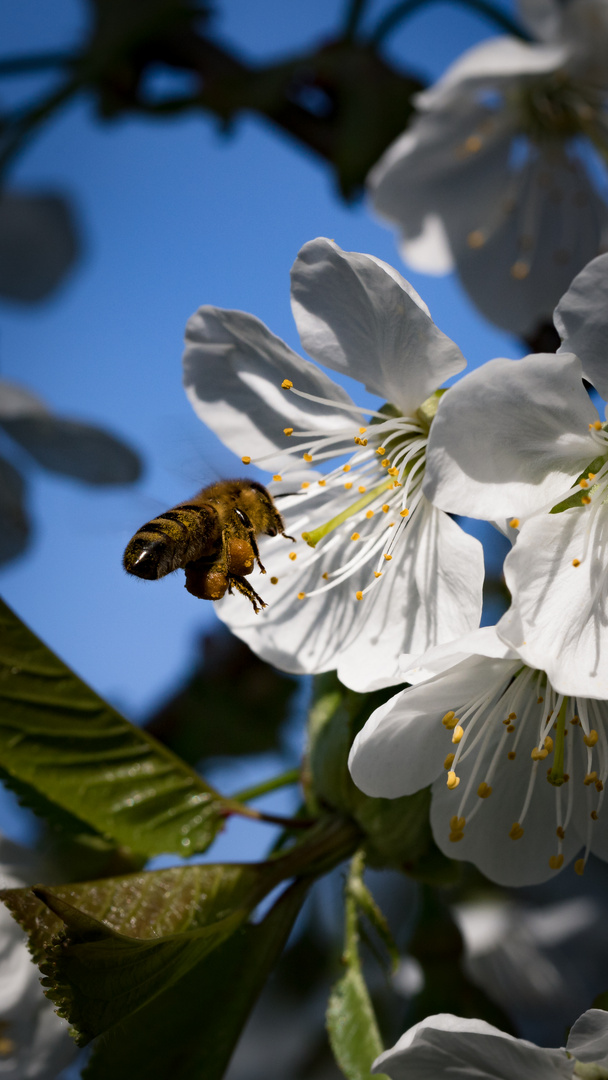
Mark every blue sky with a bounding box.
[0,0,522,727]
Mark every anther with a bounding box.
[509,822,524,840]
[584,771,598,785]
[388,467,399,477]
[359,427,367,435]
[449,829,465,843]
[509,519,519,529]
[374,571,382,578]
[270,576,279,584]
[242,456,251,464]
[591,420,603,430]
[596,779,604,792]
[467,230,485,249]
[477,782,492,799]
[511,260,530,280]
[582,495,591,505]
[322,572,329,580]
[580,479,589,488]
[549,854,564,870]
[556,826,565,839]
[358,486,366,493]
[584,729,599,747]
[281,379,293,390]
[273,474,282,482]
[283,428,293,436]
[366,510,374,519]
[344,482,353,490]
[318,479,326,487]
[589,472,596,479]
[537,696,544,704]
[355,591,363,601]
[531,746,549,760]
[297,592,306,600]
[444,753,455,770]
[446,771,460,789]
[508,713,516,720]
[450,815,466,831]
[382,505,390,513]
[343,465,351,472]
[381,459,390,468]
[574,859,586,875]
[507,724,515,733]
[399,509,409,517]
[572,559,581,567]
[544,735,554,752]
[289,552,297,561]
[571,715,580,725]
[303,453,313,462]
[442,711,458,729]
[351,533,360,541]
[452,725,464,744]
[384,554,392,561]
[464,134,482,152]
[376,447,386,455]
[301,482,310,489]
[591,810,599,820]
[508,751,516,760]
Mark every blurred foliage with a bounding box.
[145,628,299,765]
[0,191,79,302]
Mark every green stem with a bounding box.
[548,696,568,786]
[231,768,301,803]
[370,0,531,46]
[262,816,362,891]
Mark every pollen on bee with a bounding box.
[549,854,564,870]
[283,427,293,436]
[270,576,279,584]
[584,729,599,747]
[509,518,519,529]
[382,504,390,513]
[273,474,282,482]
[509,822,524,840]
[242,456,251,464]
[297,592,306,600]
[384,553,392,561]
[355,591,363,601]
[374,571,382,578]
[281,379,293,390]
[399,509,409,517]
[351,533,360,541]
[344,482,353,490]
[289,552,297,561]
[366,510,374,519]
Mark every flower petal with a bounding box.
[418,38,567,108]
[373,1013,572,1080]
[290,238,466,417]
[555,253,608,401]
[424,352,598,520]
[499,509,608,698]
[402,625,517,684]
[348,655,504,798]
[183,307,361,469]
[566,1009,608,1065]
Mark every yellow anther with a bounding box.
[360,439,368,446]
[477,782,492,799]
[399,508,409,517]
[507,724,515,733]
[450,815,465,832]
[508,712,516,720]
[544,735,554,752]
[322,572,329,580]
[273,474,282,482]
[270,576,279,584]
[509,519,520,529]
[589,472,596,479]
[384,553,392,561]
[376,447,386,455]
[343,464,351,472]
[572,558,581,567]
[297,592,306,600]
[242,455,251,464]
[502,718,510,725]
[446,771,460,790]
[596,779,604,792]
[355,591,363,601]
[442,710,458,729]
[366,510,374,519]
[591,810,599,820]
[381,459,390,467]
[344,482,353,490]
[580,478,589,488]
[359,427,367,435]
[574,858,586,876]
[584,771,598,786]
[509,822,524,840]
[449,830,465,843]
[303,453,313,462]
[318,479,326,487]
[584,729,599,747]
[511,260,530,280]
[351,533,360,541]
[531,746,549,761]
[444,753,455,770]
[382,504,390,513]
[464,134,482,152]
[537,696,544,704]
[591,420,603,430]
[281,379,293,390]
[556,826,565,840]
[467,229,485,249]
[301,482,310,489]
[508,751,516,760]
[289,552,297,561]
[452,725,464,744]
[358,485,366,493]
[582,495,591,505]
[388,467,399,477]
[549,854,564,870]
[374,571,382,578]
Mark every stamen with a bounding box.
[548,697,568,786]
[447,771,460,789]
[301,478,394,548]
[242,455,251,464]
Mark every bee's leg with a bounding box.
[232,510,267,574]
[281,530,296,543]
[229,575,267,614]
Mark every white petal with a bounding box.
[417,38,567,108]
[373,1012,572,1080]
[424,352,598,520]
[290,238,466,417]
[499,509,608,698]
[183,306,361,469]
[398,214,454,275]
[518,0,563,42]
[348,655,505,798]
[402,625,517,684]
[555,253,608,401]
[567,1009,608,1065]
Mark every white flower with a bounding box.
[368,0,608,336]
[183,238,484,691]
[372,1008,608,1080]
[423,337,608,698]
[349,626,608,886]
[0,838,77,1079]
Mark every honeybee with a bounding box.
[123,479,293,613]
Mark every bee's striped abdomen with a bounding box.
[123,502,217,580]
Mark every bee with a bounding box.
[123,479,293,613]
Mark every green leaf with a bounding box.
[327,852,389,1080]
[145,628,298,765]
[83,878,309,1080]
[0,598,227,855]
[2,861,276,1045]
